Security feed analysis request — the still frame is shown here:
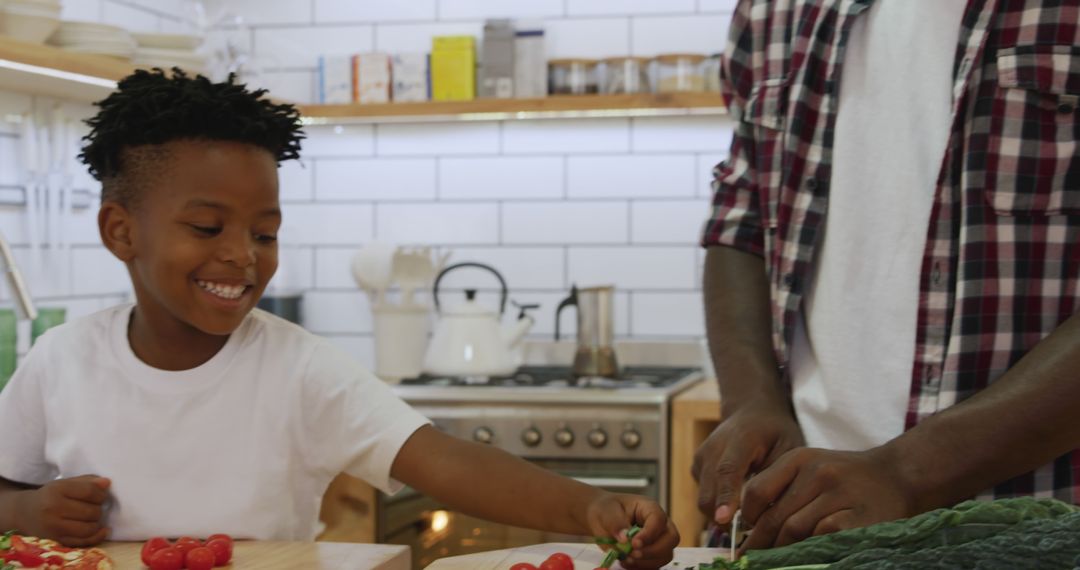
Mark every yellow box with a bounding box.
[431,35,476,101]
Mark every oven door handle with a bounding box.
[571,476,652,490]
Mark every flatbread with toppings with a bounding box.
[0,533,113,570]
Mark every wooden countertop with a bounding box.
[425,542,720,569]
[671,378,722,547]
[99,541,410,569]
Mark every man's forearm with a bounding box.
[703,246,789,415]
[882,311,1080,511]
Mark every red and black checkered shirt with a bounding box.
[702,0,1079,502]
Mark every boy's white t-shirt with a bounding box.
[0,305,429,541]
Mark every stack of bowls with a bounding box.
[0,0,63,44]
[48,20,136,59]
[132,32,207,75]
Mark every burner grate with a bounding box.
[398,366,697,389]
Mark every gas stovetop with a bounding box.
[392,366,703,405]
[399,366,697,388]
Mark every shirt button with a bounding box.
[1058,102,1075,115]
[805,178,819,190]
[782,273,797,291]
[931,261,943,286]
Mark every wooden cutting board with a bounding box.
[424,542,721,569]
[99,541,410,569]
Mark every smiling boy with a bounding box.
[0,70,679,569]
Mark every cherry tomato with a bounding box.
[205,533,233,547]
[148,546,184,570]
[185,546,216,570]
[204,538,233,566]
[141,537,172,566]
[509,564,539,570]
[173,536,202,557]
[540,552,574,570]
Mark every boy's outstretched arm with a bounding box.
[0,475,111,546]
[391,425,679,569]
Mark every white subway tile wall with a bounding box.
[316,158,437,201]
[630,15,731,56]
[316,0,438,24]
[439,0,564,21]
[567,155,696,198]
[0,0,194,348]
[566,0,696,17]
[1,0,738,360]
[373,22,484,53]
[440,157,564,200]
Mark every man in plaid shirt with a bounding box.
[694,0,1079,550]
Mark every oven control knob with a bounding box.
[473,426,495,444]
[620,429,642,449]
[521,427,543,447]
[554,428,575,447]
[587,428,608,448]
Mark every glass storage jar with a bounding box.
[601,56,651,94]
[654,53,707,93]
[703,53,722,93]
[548,58,599,95]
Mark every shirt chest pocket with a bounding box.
[985,44,1080,216]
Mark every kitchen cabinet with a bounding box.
[0,36,727,123]
[671,378,721,547]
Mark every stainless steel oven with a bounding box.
[383,366,701,569]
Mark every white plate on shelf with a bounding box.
[132,32,202,50]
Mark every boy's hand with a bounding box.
[15,475,111,546]
[585,493,679,570]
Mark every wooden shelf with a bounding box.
[0,35,127,103]
[299,92,727,124]
[0,36,727,123]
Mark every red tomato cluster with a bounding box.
[509,552,589,570]
[140,534,233,570]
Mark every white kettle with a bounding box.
[422,262,535,377]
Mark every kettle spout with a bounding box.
[502,315,534,349]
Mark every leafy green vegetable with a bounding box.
[0,530,12,550]
[595,525,644,569]
[691,498,1080,570]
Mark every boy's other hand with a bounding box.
[585,493,679,570]
[16,475,111,546]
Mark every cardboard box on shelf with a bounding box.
[513,23,546,98]
[479,19,514,99]
[353,53,391,104]
[391,53,429,102]
[318,55,354,104]
[431,35,475,101]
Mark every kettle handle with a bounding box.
[554,285,578,341]
[432,262,509,315]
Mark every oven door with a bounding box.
[378,459,658,569]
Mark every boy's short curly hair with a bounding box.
[80,68,305,207]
